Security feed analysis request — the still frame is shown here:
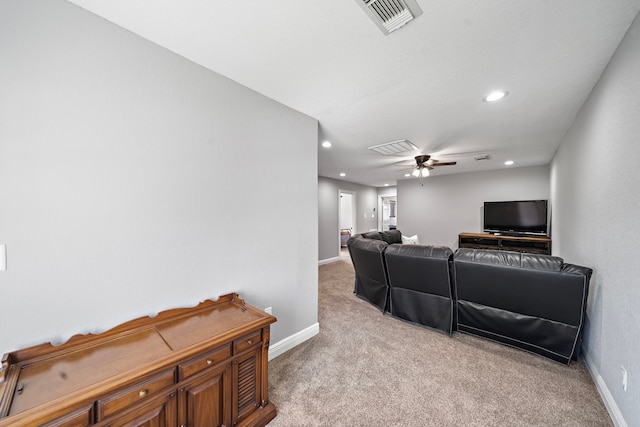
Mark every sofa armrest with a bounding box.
[561,263,593,277]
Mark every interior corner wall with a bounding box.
[397,166,550,248]
[550,13,640,426]
[318,177,378,261]
[0,0,318,352]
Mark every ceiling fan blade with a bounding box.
[376,158,417,168]
[395,163,418,169]
[430,161,457,166]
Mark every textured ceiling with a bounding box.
[68,0,640,187]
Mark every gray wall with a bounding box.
[551,13,640,426]
[397,166,550,248]
[0,0,318,352]
[318,177,378,261]
[377,186,397,197]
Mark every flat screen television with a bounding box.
[483,200,548,236]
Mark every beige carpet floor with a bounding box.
[267,259,612,427]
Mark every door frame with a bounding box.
[338,190,357,253]
[378,194,397,231]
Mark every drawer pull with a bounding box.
[247,340,253,345]
[139,389,148,398]
[206,359,213,365]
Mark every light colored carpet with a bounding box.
[268,260,612,427]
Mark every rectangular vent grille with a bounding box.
[362,0,415,33]
[368,139,418,156]
[473,154,490,161]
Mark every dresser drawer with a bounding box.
[96,369,176,420]
[233,331,261,354]
[41,404,94,427]
[178,344,232,380]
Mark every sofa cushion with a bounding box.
[361,231,384,241]
[401,234,420,245]
[454,248,563,272]
[380,229,402,244]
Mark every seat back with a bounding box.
[347,236,390,312]
[385,245,454,333]
[453,248,592,363]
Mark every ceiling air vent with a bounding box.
[356,0,423,35]
[474,154,490,161]
[368,139,419,155]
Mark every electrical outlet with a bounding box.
[621,366,628,392]
[264,307,272,315]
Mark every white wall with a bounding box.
[551,13,640,426]
[398,166,550,247]
[0,0,318,352]
[318,177,378,261]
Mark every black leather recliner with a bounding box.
[453,248,592,364]
[385,245,455,334]
[347,235,390,312]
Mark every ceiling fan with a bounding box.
[408,154,457,185]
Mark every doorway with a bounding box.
[339,190,356,255]
[378,195,397,231]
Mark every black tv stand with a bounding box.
[458,232,551,255]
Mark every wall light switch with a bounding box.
[0,244,6,271]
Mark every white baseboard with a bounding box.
[318,256,340,265]
[582,351,628,427]
[268,322,319,361]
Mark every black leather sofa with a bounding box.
[453,248,592,364]
[347,233,593,364]
[347,231,455,334]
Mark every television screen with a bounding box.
[483,200,548,236]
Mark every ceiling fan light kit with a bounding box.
[407,154,457,185]
[414,168,429,177]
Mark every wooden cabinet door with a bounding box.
[180,364,231,427]
[232,348,262,425]
[99,392,177,427]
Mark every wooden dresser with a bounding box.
[0,293,277,427]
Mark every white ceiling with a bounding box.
[68,0,640,187]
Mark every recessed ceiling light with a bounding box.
[322,141,332,148]
[339,172,346,177]
[384,184,389,187]
[404,173,411,177]
[483,91,509,102]
[504,160,514,166]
